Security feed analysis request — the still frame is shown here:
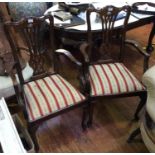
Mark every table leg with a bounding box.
[146,22,155,54]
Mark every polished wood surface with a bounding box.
[30,24,154,152]
[1,3,155,152]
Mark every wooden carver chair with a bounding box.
[79,5,150,127]
[4,15,88,151]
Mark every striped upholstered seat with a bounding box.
[89,63,145,96]
[24,74,85,122]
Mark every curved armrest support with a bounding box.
[79,42,90,63]
[125,39,150,72]
[55,48,90,95]
[125,39,150,57]
[55,49,82,66]
[82,62,91,95]
[79,43,92,95]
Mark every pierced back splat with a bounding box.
[86,5,131,62]
[4,15,55,83]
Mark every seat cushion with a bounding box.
[24,74,85,122]
[89,63,145,96]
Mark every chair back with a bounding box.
[4,15,55,84]
[86,5,131,63]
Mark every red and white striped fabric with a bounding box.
[89,63,145,96]
[24,74,85,122]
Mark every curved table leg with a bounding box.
[146,22,155,54]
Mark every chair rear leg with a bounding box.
[81,104,88,130]
[28,123,40,152]
[127,128,141,143]
[87,103,94,127]
[134,92,147,121]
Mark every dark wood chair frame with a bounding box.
[79,5,150,127]
[4,15,89,152]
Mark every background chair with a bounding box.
[4,15,88,151]
[128,65,155,152]
[79,5,150,127]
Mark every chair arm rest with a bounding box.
[78,43,92,94]
[55,49,82,66]
[82,62,91,95]
[125,39,150,58]
[55,49,90,95]
[125,39,150,72]
[79,42,90,63]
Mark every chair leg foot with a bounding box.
[127,128,141,143]
[87,120,92,128]
[81,105,88,131]
[28,123,40,152]
[87,103,94,128]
